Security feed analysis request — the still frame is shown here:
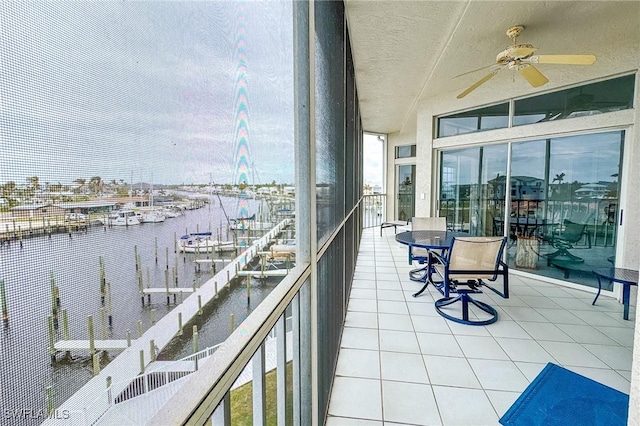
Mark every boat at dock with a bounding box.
[178,232,234,253]
[110,210,141,226]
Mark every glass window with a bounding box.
[395,145,416,158]
[513,75,635,125]
[437,103,509,137]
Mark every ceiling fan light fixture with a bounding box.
[455,24,596,99]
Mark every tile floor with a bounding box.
[326,227,636,426]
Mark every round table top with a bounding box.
[592,267,638,284]
[395,230,468,249]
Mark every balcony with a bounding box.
[327,226,634,425]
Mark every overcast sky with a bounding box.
[1,1,295,186]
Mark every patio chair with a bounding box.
[545,219,590,264]
[430,236,508,325]
[408,217,447,282]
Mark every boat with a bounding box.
[110,210,141,226]
[229,214,273,231]
[161,206,182,218]
[140,210,166,223]
[179,232,234,253]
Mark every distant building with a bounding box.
[10,204,66,220]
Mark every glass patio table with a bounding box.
[395,230,468,297]
[592,267,639,320]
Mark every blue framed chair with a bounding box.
[408,217,447,282]
[429,236,509,326]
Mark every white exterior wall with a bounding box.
[386,130,417,220]
[407,62,640,426]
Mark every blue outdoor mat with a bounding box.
[500,362,629,426]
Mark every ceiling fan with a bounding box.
[456,25,596,99]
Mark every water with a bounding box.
[0,195,279,426]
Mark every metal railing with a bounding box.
[362,193,386,229]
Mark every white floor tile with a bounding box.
[377,300,409,315]
[416,333,464,357]
[341,327,379,351]
[348,299,378,313]
[433,386,498,425]
[325,416,382,426]
[556,323,619,345]
[351,288,377,300]
[486,320,531,339]
[328,377,382,421]
[382,381,441,425]
[534,307,587,325]
[518,321,573,342]
[378,313,413,331]
[380,351,429,383]
[566,366,631,394]
[514,361,547,382]
[537,341,608,368]
[335,348,380,379]
[412,315,452,334]
[376,289,405,301]
[468,358,530,392]
[485,390,521,417]
[379,329,420,353]
[582,344,633,370]
[455,335,510,360]
[344,311,378,329]
[423,355,481,388]
[495,337,556,363]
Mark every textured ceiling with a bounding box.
[344,0,640,134]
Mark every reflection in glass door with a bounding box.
[440,148,480,233]
[397,165,415,221]
[438,131,623,291]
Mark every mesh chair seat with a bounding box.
[431,236,509,326]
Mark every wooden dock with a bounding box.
[141,288,194,294]
[43,218,292,426]
[237,269,290,277]
[54,339,131,352]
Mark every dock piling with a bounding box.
[150,339,156,362]
[88,315,95,355]
[178,312,183,336]
[107,376,113,405]
[50,272,58,330]
[106,282,113,327]
[126,330,131,347]
[137,320,143,338]
[93,353,100,376]
[62,309,69,340]
[230,313,235,333]
[48,316,56,363]
[100,308,107,340]
[139,350,145,374]
[154,237,158,264]
[193,325,199,371]
[46,386,54,416]
[151,309,157,325]
[1,279,8,324]
[198,295,202,315]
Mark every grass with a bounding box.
[230,361,293,425]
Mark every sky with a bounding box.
[0,1,295,186]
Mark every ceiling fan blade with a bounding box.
[453,63,494,79]
[531,54,596,65]
[456,69,500,99]
[519,65,549,87]
[511,46,536,58]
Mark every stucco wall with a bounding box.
[407,47,640,424]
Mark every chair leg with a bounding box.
[546,248,584,263]
[435,292,498,325]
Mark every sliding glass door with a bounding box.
[439,131,623,290]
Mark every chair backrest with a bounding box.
[411,217,447,231]
[560,220,587,243]
[447,236,507,280]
